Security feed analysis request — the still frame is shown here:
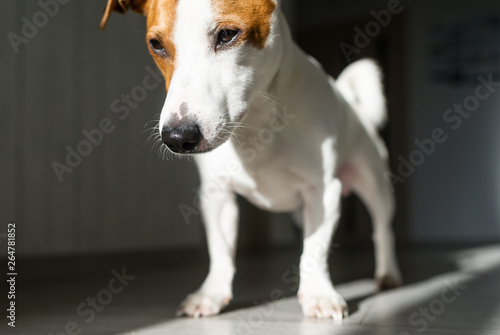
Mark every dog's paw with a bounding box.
[376,274,403,291]
[176,293,231,318]
[299,293,349,321]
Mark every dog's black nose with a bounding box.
[161,124,202,154]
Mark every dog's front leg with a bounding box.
[298,178,349,321]
[177,190,238,317]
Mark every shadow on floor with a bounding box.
[8,244,500,335]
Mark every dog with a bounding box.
[100,0,402,321]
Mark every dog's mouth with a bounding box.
[183,137,215,155]
[162,136,213,156]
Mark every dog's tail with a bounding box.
[336,59,387,131]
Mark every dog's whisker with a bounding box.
[146,135,160,146]
[144,131,161,144]
[141,128,160,137]
[226,130,245,145]
[255,91,281,103]
[226,122,258,131]
[142,127,162,153]
[219,129,242,146]
[225,125,253,132]
[147,137,162,151]
[160,146,166,160]
[158,144,168,160]
[150,140,159,153]
[144,120,160,130]
[143,120,160,128]
[140,119,161,152]
[152,139,163,155]
[226,130,242,140]
[143,116,161,128]
[226,123,259,131]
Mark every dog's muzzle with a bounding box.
[161,123,202,154]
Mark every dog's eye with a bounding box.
[217,29,239,47]
[149,38,166,56]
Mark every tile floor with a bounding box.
[4,244,500,335]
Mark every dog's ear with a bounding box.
[100,0,150,30]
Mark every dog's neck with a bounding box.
[244,12,307,126]
[229,12,310,161]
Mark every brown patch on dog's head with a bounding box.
[211,0,277,50]
[145,0,179,92]
[100,0,178,92]
[100,0,277,92]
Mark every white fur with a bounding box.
[157,1,402,320]
[336,59,387,131]
[160,0,282,152]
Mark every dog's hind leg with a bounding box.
[347,150,403,290]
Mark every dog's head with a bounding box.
[101,0,281,155]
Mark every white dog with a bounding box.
[101,0,402,321]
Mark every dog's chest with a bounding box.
[230,158,303,212]
[198,142,303,212]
